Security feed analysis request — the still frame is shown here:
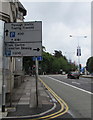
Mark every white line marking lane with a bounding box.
[72,82,80,85]
[47,76,93,95]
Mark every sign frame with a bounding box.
[4,21,42,57]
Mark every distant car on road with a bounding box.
[67,72,80,79]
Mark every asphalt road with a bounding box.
[40,75,92,119]
[49,75,93,93]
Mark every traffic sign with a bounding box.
[4,21,42,43]
[32,56,43,61]
[10,32,15,37]
[5,42,42,57]
[4,21,42,57]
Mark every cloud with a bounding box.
[19,1,91,66]
[20,0,92,2]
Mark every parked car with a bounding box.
[67,72,80,79]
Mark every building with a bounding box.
[0,0,27,110]
[92,2,93,57]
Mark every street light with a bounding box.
[69,35,87,73]
[69,35,87,46]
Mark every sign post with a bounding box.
[32,56,42,107]
[35,58,38,107]
[4,21,42,57]
[4,21,42,107]
[9,57,12,107]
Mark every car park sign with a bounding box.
[4,21,42,57]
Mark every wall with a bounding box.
[91,2,93,57]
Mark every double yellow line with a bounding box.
[31,78,69,120]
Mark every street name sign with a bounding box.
[4,21,42,57]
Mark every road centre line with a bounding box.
[47,76,93,95]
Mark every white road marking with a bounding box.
[5,103,57,119]
[47,76,93,95]
[72,82,80,85]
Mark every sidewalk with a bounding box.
[2,76,54,119]
[1,75,77,119]
[0,109,7,119]
[81,74,93,79]
[1,74,92,119]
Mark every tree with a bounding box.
[42,46,46,52]
[40,50,77,74]
[54,50,63,58]
[23,57,34,74]
[40,51,54,74]
[23,48,78,75]
[86,57,93,73]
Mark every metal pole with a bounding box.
[2,84,6,112]
[9,57,12,107]
[2,24,6,112]
[35,58,38,107]
[78,56,80,72]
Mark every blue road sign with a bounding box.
[32,56,43,61]
[5,51,11,56]
[10,32,15,37]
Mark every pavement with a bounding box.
[0,76,71,120]
[0,75,92,120]
[1,76,54,119]
[80,74,93,79]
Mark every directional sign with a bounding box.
[5,42,42,57]
[4,21,42,57]
[4,21,42,43]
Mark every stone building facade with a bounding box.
[0,0,27,109]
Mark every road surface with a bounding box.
[40,75,92,118]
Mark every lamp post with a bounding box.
[69,35,87,73]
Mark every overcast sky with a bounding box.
[20,1,91,67]
[0,0,91,67]
[20,0,91,67]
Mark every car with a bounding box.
[67,72,80,79]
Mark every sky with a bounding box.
[20,0,91,67]
[0,0,91,67]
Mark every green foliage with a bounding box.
[40,52,54,74]
[54,50,63,58]
[40,51,77,74]
[23,57,34,74]
[23,48,77,75]
[86,57,93,73]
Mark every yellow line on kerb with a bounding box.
[30,78,69,120]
